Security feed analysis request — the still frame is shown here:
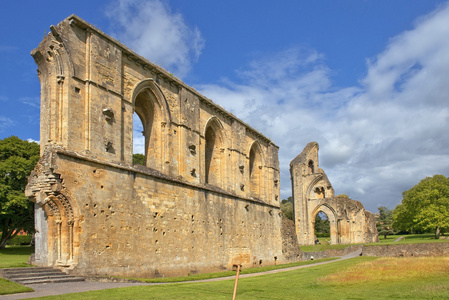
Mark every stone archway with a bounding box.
[26,165,80,268]
[312,204,338,245]
[290,142,378,245]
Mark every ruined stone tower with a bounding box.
[290,142,378,245]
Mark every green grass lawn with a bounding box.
[0,278,33,295]
[0,246,33,268]
[126,257,337,283]
[370,233,449,245]
[301,233,449,252]
[35,256,449,300]
[0,246,34,295]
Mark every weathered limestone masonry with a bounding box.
[25,15,282,277]
[290,142,378,245]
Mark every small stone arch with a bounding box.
[40,191,80,267]
[248,141,264,199]
[312,204,338,245]
[131,79,171,171]
[203,117,226,187]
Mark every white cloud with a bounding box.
[0,116,14,131]
[133,112,145,154]
[19,96,40,108]
[106,0,204,78]
[26,138,40,144]
[196,4,449,212]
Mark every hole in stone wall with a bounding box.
[188,144,196,155]
[75,87,80,93]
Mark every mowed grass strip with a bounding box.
[34,256,449,299]
[0,278,33,295]
[301,233,449,252]
[126,257,337,283]
[0,246,33,268]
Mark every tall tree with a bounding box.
[0,136,39,248]
[376,206,395,239]
[281,197,293,220]
[393,175,449,239]
[314,212,330,234]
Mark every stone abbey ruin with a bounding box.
[26,15,377,277]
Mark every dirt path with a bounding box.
[0,250,362,300]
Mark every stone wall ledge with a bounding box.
[53,147,280,209]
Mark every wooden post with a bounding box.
[232,264,241,300]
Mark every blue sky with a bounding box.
[1,0,449,212]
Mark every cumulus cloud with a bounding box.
[197,4,449,211]
[106,0,204,78]
[26,138,40,144]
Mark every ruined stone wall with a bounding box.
[362,243,449,257]
[26,15,282,277]
[290,142,378,245]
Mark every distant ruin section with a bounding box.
[26,15,282,278]
[290,142,378,245]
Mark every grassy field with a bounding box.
[0,278,33,295]
[300,233,449,252]
[0,246,33,268]
[127,257,337,283]
[35,256,449,299]
[0,246,34,295]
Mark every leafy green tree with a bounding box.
[376,206,395,239]
[132,153,145,166]
[0,136,39,248]
[314,212,330,235]
[281,197,293,220]
[393,175,449,239]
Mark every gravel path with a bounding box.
[1,249,362,300]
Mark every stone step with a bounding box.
[1,267,58,274]
[18,276,86,285]
[5,270,64,277]
[1,267,85,285]
[10,274,77,281]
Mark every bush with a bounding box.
[5,235,32,246]
[316,233,330,238]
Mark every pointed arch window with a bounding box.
[308,160,314,174]
[249,142,262,198]
[133,88,163,170]
[204,119,224,186]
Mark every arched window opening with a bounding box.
[132,112,145,166]
[249,143,262,198]
[133,90,158,168]
[205,125,222,186]
[314,211,330,245]
[314,186,325,199]
[308,160,314,174]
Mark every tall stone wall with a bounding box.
[290,142,378,245]
[26,15,282,277]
